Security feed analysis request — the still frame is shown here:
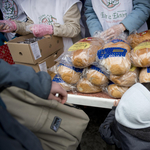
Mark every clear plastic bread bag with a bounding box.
[82,65,109,87]
[130,40,150,67]
[76,78,102,94]
[52,74,77,92]
[48,64,77,93]
[109,65,139,87]
[104,81,129,99]
[56,62,84,85]
[56,37,104,68]
[127,30,150,49]
[96,39,131,76]
[139,67,150,83]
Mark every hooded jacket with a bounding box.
[99,83,150,150]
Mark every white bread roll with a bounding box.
[139,67,150,83]
[52,74,76,92]
[86,66,108,86]
[57,64,83,84]
[107,84,129,98]
[70,37,104,68]
[97,39,131,75]
[131,41,150,67]
[77,78,102,93]
[127,30,150,49]
[110,66,139,87]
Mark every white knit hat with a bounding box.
[115,83,150,129]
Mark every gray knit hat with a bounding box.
[115,83,150,129]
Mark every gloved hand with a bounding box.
[101,24,126,41]
[30,24,54,37]
[0,20,17,33]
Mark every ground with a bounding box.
[79,106,117,150]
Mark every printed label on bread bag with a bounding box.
[52,74,65,83]
[129,66,136,72]
[111,39,126,43]
[97,47,127,60]
[30,42,42,60]
[80,37,93,42]
[137,30,148,36]
[147,67,150,73]
[68,42,90,51]
[134,41,150,52]
[39,62,47,72]
[59,63,83,73]
[90,65,104,74]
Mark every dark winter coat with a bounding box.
[0,59,53,150]
[0,59,52,99]
[99,106,150,150]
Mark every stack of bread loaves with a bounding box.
[128,30,150,85]
[50,31,150,98]
[49,37,106,93]
[95,39,135,98]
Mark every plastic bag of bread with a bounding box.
[109,66,139,87]
[77,78,102,94]
[127,30,150,49]
[130,40,150,67]
[96,39,131,75]
[57,37,104,68]
[52,74,76,92]
[57,63,83,84]
[48,62,83,85]
[139,67,150,83]
[85,65,109,86]
[107,83,129,98]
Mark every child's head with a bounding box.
[115,83,150,129]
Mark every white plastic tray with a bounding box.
[67,94,117,109]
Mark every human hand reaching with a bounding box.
[28,24,54,37]
[113,99,120,107]
[48,81,67,104]
[0,20,17,33]
[101,24,126,41]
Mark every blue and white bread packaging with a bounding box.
[86,65,108,86]
[97,39,131,75]
[57,63,83,84]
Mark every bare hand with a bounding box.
[48,81,67,104]
[113,99,120,107]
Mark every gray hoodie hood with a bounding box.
[115,83,150,129]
